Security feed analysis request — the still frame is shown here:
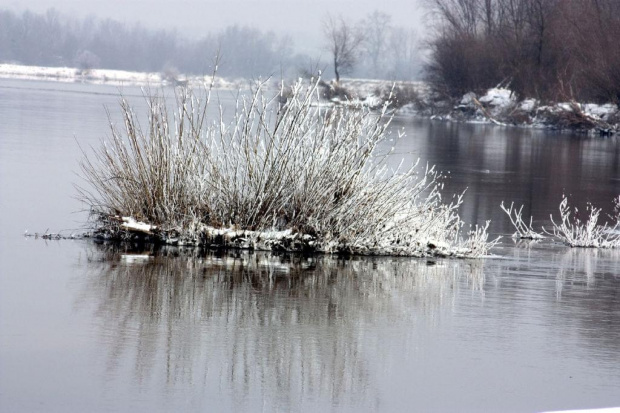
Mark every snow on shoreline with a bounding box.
[0,63,243,89]
[322,79,618,134]
[90,217,494,259]
[401,86,619,134]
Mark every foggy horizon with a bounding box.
[0,0,427,54]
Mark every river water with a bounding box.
[1,79,619,412]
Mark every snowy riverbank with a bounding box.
[0,63,244,89]
[425,87,620,135]
[304,78,619,135]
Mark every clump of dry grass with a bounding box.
[78,77,497,257]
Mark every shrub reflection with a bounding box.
[80,245,484,409]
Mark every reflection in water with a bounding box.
[497,243,620,362]
[551,247,620,359]
[78,246,484,410]
[554,247,620,296]
[70,242,620,410]
[75,243,620,410]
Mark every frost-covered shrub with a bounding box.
[78,77,497,257]
[545,196,620,248]
[320,80,353,101]
[501,196,620,248]
[500,202,544,240]
[161,62,180,83]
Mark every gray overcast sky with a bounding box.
[1,0,427,53]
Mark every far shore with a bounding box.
[0,63,244,89]
[1,63,618,135]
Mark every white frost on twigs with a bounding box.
[545,196,620,248]
[500,201,544,240]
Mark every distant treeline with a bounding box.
[0,9,302,78]
[0,8,423,81]
[426,0,620,103]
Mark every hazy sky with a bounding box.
[1,0,427,53]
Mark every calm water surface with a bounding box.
[1,79,619,412]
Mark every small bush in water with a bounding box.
[78,77,496,257]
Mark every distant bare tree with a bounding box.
[387,27,421,80]
[426,0,480,35]
[322,15,364,82]
[360,11,392,79]
[560,0,620,102]
[424,0,568,99]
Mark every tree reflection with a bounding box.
[78,245,484,410]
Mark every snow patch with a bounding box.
[121,217,156,234]
[121,254,153,264]
[583,103,617,119]
[519,98,538,112]
[478,88,515,109]
[460,92,477,106]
